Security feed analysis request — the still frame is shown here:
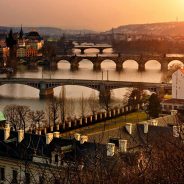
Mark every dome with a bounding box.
[26,31,42,40]
[27,31,40,37]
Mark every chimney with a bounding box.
[94,114,98,121]
[46,133,53,144]
[89,115,93,123]
[126,123,132,134]
[53,132,60,138]
[144,123,149,134]
[173,126,180,137]
[74,133,81,141]
[50,126,53,132]
[119,139,127,153]
[56,124,60,131]
[152,119,158,126]
[171,110,178,116]
[107,143,115,157]
[108,111,111,118]
[4,123,10,141]
[38,130,42,135]
[18,130,24,143]
[80,135,88,144]
[44,127,47,135]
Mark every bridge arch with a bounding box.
[73,48,81,54]
[122,60,139,70]
[78,59,94,70]
[82,48,100,54]
[102,48,113,54]
[168,60,184,69]
[101,59,116,70]
[57,60,71,70]
[54,85,99,98]
[145,60,161,70]
[0,84,39,98]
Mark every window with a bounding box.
[55,154,59,163]
[0,167,5,181]
[174,106,178,110]
[11,170,18,184]
[25,173,30,184]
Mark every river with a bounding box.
[0,47,183,116]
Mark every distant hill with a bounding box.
[0,26,96,36]
[105,22,184,36]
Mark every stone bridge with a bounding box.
[0,78,171,100]
[54,54,184,72]
[74,44,112,54]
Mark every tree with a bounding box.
[59,86,66,124]
[123,88,148,110]
[88,91,100,115]
[4,105,31,131]
[29,110,45,129]
[79,93,87,117]
[45,98,59,127]
[146,93,161,118]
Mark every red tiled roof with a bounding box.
[162,98,184,105]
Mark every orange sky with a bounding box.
[0,0,184,31]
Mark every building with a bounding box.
[26,47,38,57]
[0,110,182,184]
[161,68,184,113]
[25,31,44,50]
[172,68,184,100]
[0,123,103,184]
[161,99,184,112]
[16,47,26,58]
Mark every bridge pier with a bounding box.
[93,62,101,71]
[116,58,123,71]
[161,62,168,72]
[50,61,58,70]
[99,86,111,104]
[81,48,85,55]
[70,62,79,71]
[99,48,104,54]
[39,88,54,99]
[138,63,145,72]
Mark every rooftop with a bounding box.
[162,98,184,105]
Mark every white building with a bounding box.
[172,68,184,99]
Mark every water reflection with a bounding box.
[0,48,180,113]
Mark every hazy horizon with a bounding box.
[1,0,184,31]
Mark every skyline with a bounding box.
[0,0,184,31]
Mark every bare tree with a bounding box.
[4,105,31,131]
[88,91,100,115]
[79,93,88,117]
[45,98,59,127]
[66,98,76,118]
[59,86,67,124]
[29,110,45,129]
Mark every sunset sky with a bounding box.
[0,0,184,31]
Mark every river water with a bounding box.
[0,47,183,115]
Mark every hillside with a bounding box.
[106,22,184,36]
[0,26,95,36]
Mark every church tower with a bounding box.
[19,25,24,39]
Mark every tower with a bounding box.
[6,29,17,66]
[19,25,24,39]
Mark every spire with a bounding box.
[6,28,17,48]
[19,25,24,39]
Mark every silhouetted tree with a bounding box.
[146,93,161,118]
